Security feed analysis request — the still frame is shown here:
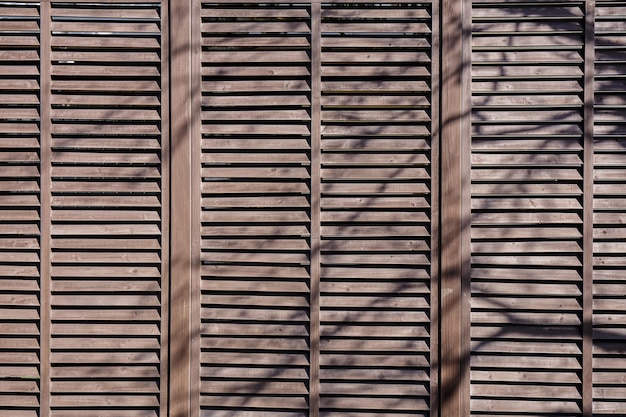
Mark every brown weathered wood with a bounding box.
[169,4,193,417]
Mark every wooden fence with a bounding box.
[0,0,625,416]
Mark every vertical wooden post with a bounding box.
[439,0,471,416]
[582,1,595,416]
[169,0,201,414]
[309,3,321,416]
[39,2,51,416]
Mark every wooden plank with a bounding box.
[321,211,429,223]
[472,311,581,325]
[51,166,161,178]
[51,238,160,250]
[51,395,159,407]
[201,264,309,279]
[201,381,308,395]
[471,399,581,414]
[321,353,428,368]
[322,94,430,107]
[472,168,582,180]
[50,19,160,33]
[52,94,160,107]
[322,153,429,165]
[51,181,160,193]
[472,297,581,311]
[203,166,310,179]
[321,266,430,280]
[320,321,428,338]
[201,21,310,33]
[51,364,159,380]
[50,336,160,350]
[36,6,51,417]
[51,280,161,292]
[51,124,161,136]
[472,281,581,295]
[52,294,161,307]
[52,7,161,19]
[321,310,428,323]
[202,64,310,77]
[51,196,161,208]
[472,241,581,253]
[202,251,309,265]
[51,251,155,271]
[471,354,581,369]
[471,370,580,383]
[321,225,428,237]
[473,152,582,165]
[582,4,595,417]
[51,108,161,120]
[472,20,583,33]
[472,182,581,195]
[322,80,429,93]
[51,223,160,236]
[52,351,159,364]
[52,80,160,92]
[52,35,159,49]
[320,239,428,252]
[199,395,308,410]
[203,50,310,63]
[322,22,430,33]
[321,196,429,209]
[51,323,159,336]
[52,380,159,394]
[201,182,309,195]
[473,383,580,399]
[322,36,430,48]
[320,397,428,411]
[202,152,309,164]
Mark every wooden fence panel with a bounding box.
[199,3,313,416]
[318,3,434,416]
[0,3,41,416]
[196,2,436,416]
[470,1,586,415]
[0,1,167,416]
[47,2,167,415]
[593,2,626,415]
[3,0,626,416]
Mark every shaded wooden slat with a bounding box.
[319,9,434,413]
[51,21,160,33]
[52,7,160,19]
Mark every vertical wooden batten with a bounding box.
[440,0,471,416]
[169,0,200,414]
[39,1,51,416]
[582,1,595,416]
[190,2,202,416]
[310,3,321,417]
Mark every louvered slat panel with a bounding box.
[319,3,432,416]
[470,2,585,415]
[200,3,311,416]
[49,3,163,416]
[0,3,41,416]
[593,2,626,415]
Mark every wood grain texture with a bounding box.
[199,3,313,416]
[470,2,589,416]
[45,3,166,416]
[0,3,42,416]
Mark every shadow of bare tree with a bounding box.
[1,1,626,417]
